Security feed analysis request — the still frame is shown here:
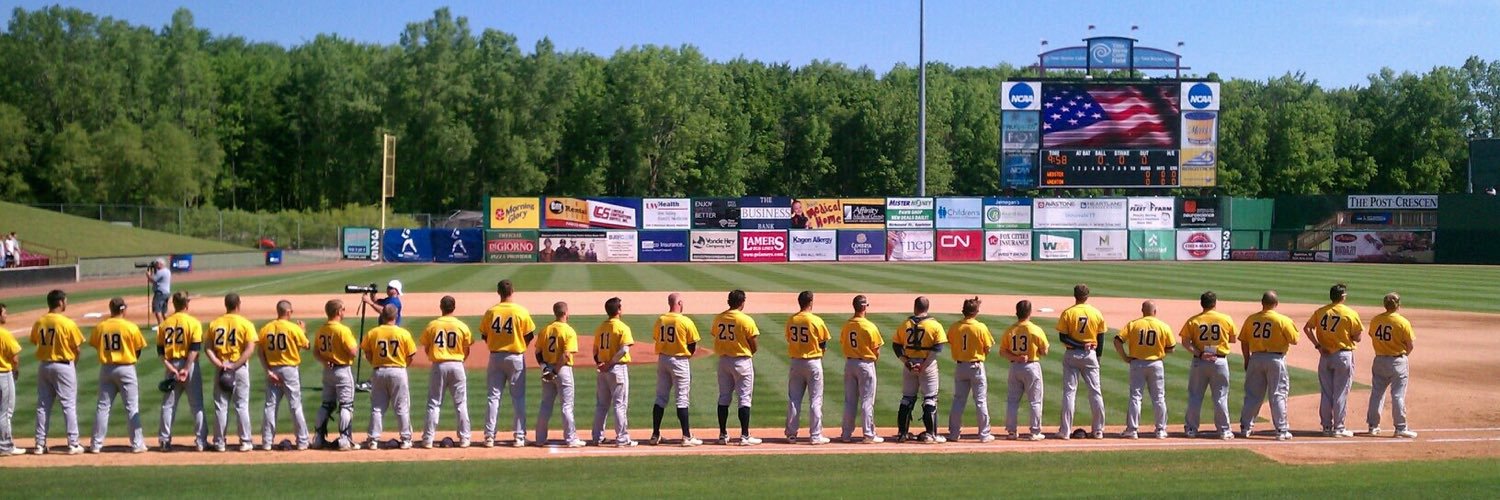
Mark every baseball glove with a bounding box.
[217,370,236,393]
[158,377,176,393]
[905,360,922,372]
[540,366,556,382]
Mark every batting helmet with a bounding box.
[217,371,236,392]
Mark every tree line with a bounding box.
[0,6,1496,214]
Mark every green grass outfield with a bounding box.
[12,313,1322,440]
[10,449,1500,498]
[0,201,246,258]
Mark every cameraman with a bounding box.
[148,258,171,327]
[363,280,404,325]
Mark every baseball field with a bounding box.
[2,260,1498,498]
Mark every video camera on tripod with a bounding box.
[344,283,380,392]
[344,283,380,294]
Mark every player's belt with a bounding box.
[1376,354,1407,358]
[1010,359,1036,364]
[1338,348,1355,352]
[1252,351,1286,355]
[41,360,73,364]
[326,364,351,368]
[491,350,524,354]
[958,359,982,363]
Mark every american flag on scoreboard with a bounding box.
[1040,85,1180,148]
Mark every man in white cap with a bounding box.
[364,280,405,326]
[147,258,172,328]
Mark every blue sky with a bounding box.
[11,0,1498,88]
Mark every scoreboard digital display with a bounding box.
[1041,149,1179,187]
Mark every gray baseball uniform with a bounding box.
[485,352,526,441]
[786,358,825,439]
[949,361,990,439]
[535,365,576,443]
[93,364,144,450]
[901,360,939,401]
[1318,351,1355,432]
[261,365,308,447]
[841,359,877,439]
[213,364,252,446]
[592,364,630,443]
[1059,349,1106,435]
[424,361,471,443]
[718,356,755,408]
[654,355,692,409]
[1367,354,1410,431]
[35,361,80,448]
[1185,356,1231,434]
[315,365,355,446]
[158,358,206,448]
[1240,352,1290,434]
[1124,359,1167,435]
[0,372,13,452]
[1005,361,1044,436]
[368,366,412,443]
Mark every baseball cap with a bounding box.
[387,280,403,295]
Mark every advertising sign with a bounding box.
[1346,195,1438,210]
[1087,37,1133,70]
[1181,82,1221,111]
[1002,111,1041,149]
[797,198,886,229]
[886,230,935,262]
[1330,231,1436,263]
[431,228,484,263]
[739,197,792,230]
[544,197,590,228]
[642,198,692,229]
[1127,197,1176,230]
[935,198,984,229]
[1176,229,1225,261]
[983,197,1032,229]
[1179,110,1218,187]
[382,228,433,263]
[788,230,836,262]
[537,230,627,262]
[1176,197,1221,228]
[738,230,788,263]
[1230,250,1290,262]
[485,230,538,263]
[935,230,983,261]
[1001,151,1038,189]
[1001,82,1042,111]
[488,197,541,229]
[1290,250,1331,262]
[689,230,738,262]
[837,230,887,262]
[1033,230,1080,260]
[638,231,689,262]
[342,227,376,260]
[885,197,935,229]
[692,198,741,229]
[1081,230,1128,261]
[1128,230,1176,261]
[586,198,640,229]
[1032,198,1128,229]
[984,230,1032,261]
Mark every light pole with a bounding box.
[917,0,927,196]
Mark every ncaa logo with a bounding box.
[1006,82,1037,110]
[1187,83,1217,110]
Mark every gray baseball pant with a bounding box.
[786,358,825,439]
[1367,355,1410,431]
[93,364,144,450]
[159,358,206,448]
[315,365,355,446]
[213,364,252,446]
[536,365,576,443]
[1059,349,1105,435]
[368,367,411,443]
[901,360,939,401]
[718,356,755,408]
[1185,356,1231,434]
[842,359,877,439]
[0,373,13,452]
[1240,352,1290,434]
[485,352,526,441]
[1318,351,1355,432]
[424,361,471,443]
[1125,359,1167,435]
[1005,361,1044,436]
[261,365,308,447]
[655,355,692,408]
[949,361,990,439]
[35,361,80,448]
[592,364,631,443]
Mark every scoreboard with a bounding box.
[1040,149,1179,187]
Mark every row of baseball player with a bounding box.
[0,281,1415,455]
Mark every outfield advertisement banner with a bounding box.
[1032,198,1127,229]
[341,227,377,260]
[1081,230,1128,261]
[788,230,836,262]
[738,230,788,262]
[642,198,692,229]
[586,198,641,229]
[935,229,982,261]
[383,228,433,262]
[488,197,542,229]
[1330,231,1435,263]
[886,230,935,261]
[1346,195,1438,210]
[935,198,984,229]
[983,197,1032,229]
[1230,249,1290,262]
[1176,197,1221,228]
[837,230,886,262]
[638,231,689,262]
[692,198,740,229]
[538,230,635,262]
[544,197,590,228]
[1176,229,1226,261]
[690,230,738,262]
[739,197,792,230]
[1128,230,1176,261]
[485,230,538,262]
[885,197,935,229]
[984,230,1032,261]
[432,228,484,263]
[798,198,886,229]
[1033,230,1081,260]
[1127,197,1176,230]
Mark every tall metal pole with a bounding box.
[917,0,927,196]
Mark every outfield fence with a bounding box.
[30,204,431,250]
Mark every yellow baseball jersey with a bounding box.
[840,317,884,360]
[593,318,634,364]
[313,321,358,366]
[1001,321,1049,362]
[0,327,21,372]
[1239,310,1300,353]
[652,313,701,357]
[1058,304,1107,346]
[1181,311,1238,356]
[207,314,258,363]
[361,325,416,368]
[949,318,994,362]
[1306,303,1364,351]
[711,310,759,357]
[785,311,831,359]
[90,317,147,365]
[257,319,309,367]
[157,312,204,360]
[538,321,578,366]
[419,316,474,363]
[1117,316,1177,361]
[895,316,947,360]
[1368,312,1415,356]
[30,313,84,362]
[481,302,536,353]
